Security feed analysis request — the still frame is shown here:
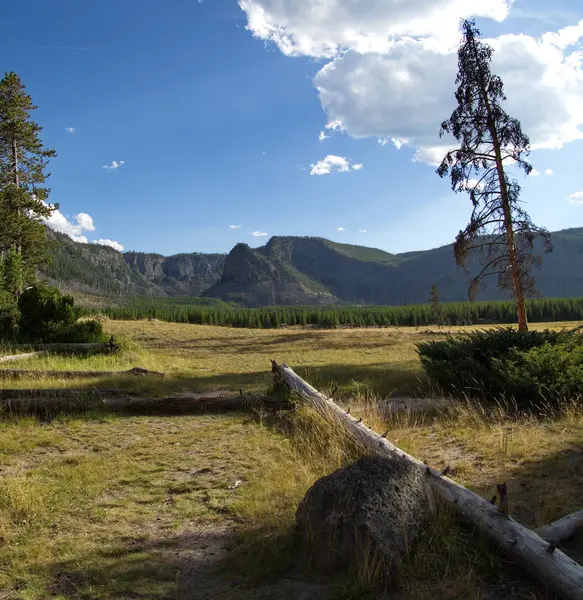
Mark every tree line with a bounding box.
[95,296,583,329]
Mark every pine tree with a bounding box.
[430,284,443,326]
[437,21,552,332]
[0,72,56,297]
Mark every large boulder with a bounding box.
[296,455,433,577]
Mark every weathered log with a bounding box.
[9,343,111,355]
[271,360,583,600]
[0,388,130,400]
[0,366,165,379]
[0,351,48,363]
[102,392,292,412]
[537,511,583,543]
[0,389,292,414]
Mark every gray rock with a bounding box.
[296,455,433,578]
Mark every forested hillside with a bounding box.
[43,228,583,307]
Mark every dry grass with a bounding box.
[0,319,582,599]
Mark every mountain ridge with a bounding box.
[43,228,583,307]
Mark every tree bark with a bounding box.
[536,511,583,544]
[272,360,583,600]
[471,35,528,332]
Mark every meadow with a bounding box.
[0,319,581,599]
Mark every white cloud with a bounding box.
[230,224,242,229]
[318,130,329,141]
[242,3,583,165]
[467,178,486,190]
[65,127,76,134]
[310,155,363,175]
[529,169,541,176]
[44,209,95,242]
[337,227,346,231]
[251,231,268,236]
[93,239,124,252]
[545,168,554,175]
[102,160,126,170]
[44,208,122,250]
[314,24,583,163]
[239,0,511,57]
[567,191,583,204]
[358,228,367,233]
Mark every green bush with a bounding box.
[49,320,107,344]
[417,327,570,407]
[18,284,77,341]
[495,337,583,405]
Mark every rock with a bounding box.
[296,455,433,577]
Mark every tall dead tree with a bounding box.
[437,20,552,332]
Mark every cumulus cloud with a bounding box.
[94,239,124,252]
[358,228,367,232]
[230,224,242,229]
[318,130,329,141]
[251,231,268,236]
[240,2,583,164]
[529,169,541,176]
[315,26,583,162]
[567,191,583,204]
[337,227,346,231]
[545,168,554,175]
[44,208,123,250]
[65,127,76,134]
[44,209,95,243]
[103,160,126,170]
[310,155,363,175]
[239,0,511,57]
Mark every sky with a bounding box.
[1,0,582,256]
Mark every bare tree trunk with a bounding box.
[473,39,529,332]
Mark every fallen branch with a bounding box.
[271,360,583,600]
[537,511,583,544]
[0,367,165,379]
[0,351,48,363]
[1,389,292,414]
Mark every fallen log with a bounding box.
[537,511,583,544]
[0,366,165,379]
[9,343,112,355]
[0,388,131,400]
[0,389,292,414]
[0,351,48,363]
[271,360,583,600]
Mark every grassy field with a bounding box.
[0,320,581,599]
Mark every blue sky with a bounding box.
[1,0,582,256]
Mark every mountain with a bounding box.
[43,231,225,299]
[43,228,583,307]
[204,229,583,306]
[123,251,226,296]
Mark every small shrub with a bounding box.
[417,327,571,408]
[48,320,107,344]
[18,284,77,341]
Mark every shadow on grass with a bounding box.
[46,529,334,600]
[0,360,425,422]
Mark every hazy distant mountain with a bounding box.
[43,228,583,306]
